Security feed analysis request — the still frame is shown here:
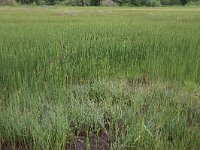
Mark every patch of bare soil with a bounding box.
[66,130,109,150]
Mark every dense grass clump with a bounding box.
[0,6,200,149]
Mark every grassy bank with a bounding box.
[0,6,200,149]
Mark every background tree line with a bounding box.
[1,0,200,7]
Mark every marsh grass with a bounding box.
[0,6,200,149]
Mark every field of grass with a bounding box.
[0,6,200,150]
